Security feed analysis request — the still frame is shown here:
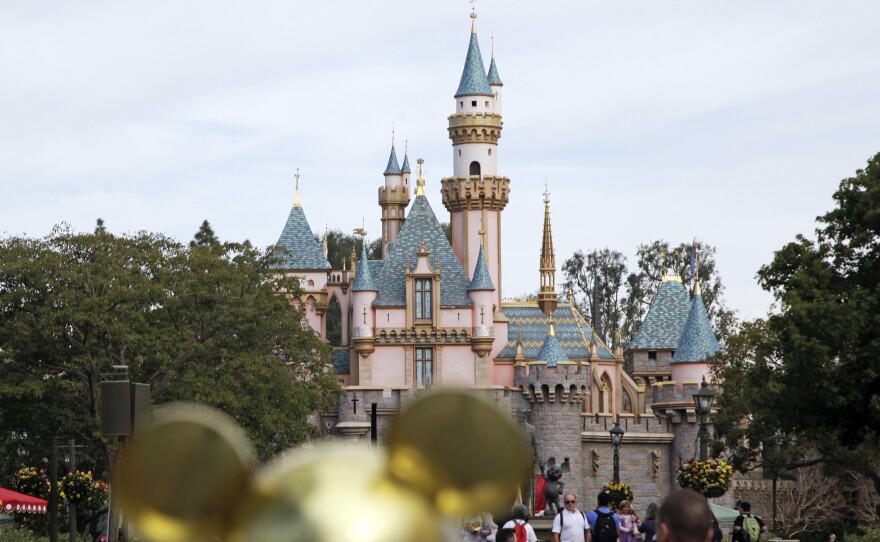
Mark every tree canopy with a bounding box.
[0,221,341,482]
[713,152,880,500]
[562,241,736,345]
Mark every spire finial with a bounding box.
[404,139,408,155]
[491,32,495,58]
[353,218,367,242]
[693,241,702,295]
[391,122,395,147]
[469,0,477,33]
[415,158,426,196]
[478,213,486,247]
[543,179,550,207]
[293,168,301,208]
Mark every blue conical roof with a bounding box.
[401,153,411,174]
[487,57,503,86]
[468,245,495,291]
[456,32,493,97]
[384,146,401,175]
[271,205,331,270]
[627,278,691,350]
[672,293,721,363]
[537,333,569,368]
[352,242,377,292]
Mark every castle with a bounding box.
[270,10,734,512]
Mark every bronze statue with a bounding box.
[539,457,569,516]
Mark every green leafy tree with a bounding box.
[713,152,880,502]
[0,221,341,484]
[562,248,627,343]
[321,229,381,270]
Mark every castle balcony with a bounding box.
[440,175,510,212]
[378,185,411,206]
[447,112,503,144]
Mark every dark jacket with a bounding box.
[640,518,656,541]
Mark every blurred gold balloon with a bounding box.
[113,403,256,542]
[229,445,444,542]
[386,390,530,517]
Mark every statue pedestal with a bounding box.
[528,516,554,542]
[335,421,371,442]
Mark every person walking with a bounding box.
[617,500,641,542]
[640,503,657,542]
[732,501,767,542]
[503,504,538,542]
[551,492,589,542]
[656,489,714,542]
[587,492,620,542]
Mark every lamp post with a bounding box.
[692,377,716,461]
[609,421,624,482]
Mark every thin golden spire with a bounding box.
[537,182,558,318]
[293,168,301,208]
[415,158,426,196]
[694,243,702,295]
[469,0,477,33]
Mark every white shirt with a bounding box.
[502,519,538,542]
[551,509,588,542]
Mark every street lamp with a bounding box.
[609,421,625,482]
[692,376,716,461]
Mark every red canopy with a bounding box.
[0,487,48,514]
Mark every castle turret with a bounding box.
[441,10,509,313]
[379,137,410,259]
[487,39,503,115]
[351,240,378,380]
[671,245,721,384]
[468,245,495,384]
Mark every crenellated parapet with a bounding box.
[514,363,590,404]
[440,176,510,212]
[377,185,411,206]
[447,112,503,144]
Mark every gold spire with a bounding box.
[547,315,557,337]
[415,158,426,196]
[293,168,301,208]
[537,183,558,317]
[469,0,477,33]
[323,224,329,257]
[694,242,702,295]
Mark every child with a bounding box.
[617,500,641,542]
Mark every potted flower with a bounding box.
[675,459,733,498]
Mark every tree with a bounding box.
[562,248,627,343]
[561,241,736,345]
[713,152,880,502]
[0,221,341,486]
[321,229,381,270]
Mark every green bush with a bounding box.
[845,522,880,542]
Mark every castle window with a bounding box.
[459,101,463,108]
[471,100,477,107]
[469,161,481,176]
[485,100,489,107]
[415,347,433,388]
[488,148,492,156]
[623,391,633,413]
[648,351,657,361]
[458,149,462,157]
[415,278,432,320]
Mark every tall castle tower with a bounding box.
[441,10,510,314]
[378,138,411,259]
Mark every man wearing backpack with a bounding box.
[551,492,589,542]
[503,504,538,542]
[587,492,621,542]
[732,501,767,542]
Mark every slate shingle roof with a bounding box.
[626,278,690,350]
[498,303,615,361]
[384,146,401,175]
[330,349,351,373]
[456,32,493,97]
[271,205,331,270]
[672,294,721,363]
[468,245,495,291]
[401,154,411,174]
[352,243,377,292]
[487,57,503,86]
[373,195,472,307]
[537,333,569,367]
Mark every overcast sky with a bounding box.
[2,1,879,322]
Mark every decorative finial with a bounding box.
[548,315,556,337]
[567,284,574,303]
[293,168,301,208]
[353,218,367,241]
[694,242,702,295]
[415,158,426,196]
[543,179,550,206]
[491,33,495,58]
[391,122,395,147]
[469,0,477,33]
[404,139,408,155]
[478,214,486,247]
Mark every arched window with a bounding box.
[326,296,342,346]
[599,373,612,413]
[469,161,481,176]
[488,148,492,156]
[622,391,633,413]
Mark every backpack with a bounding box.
[743,515,761,542]
[513,520,528,542]
[593,509,618,542]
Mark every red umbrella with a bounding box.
[0,487,48,514]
